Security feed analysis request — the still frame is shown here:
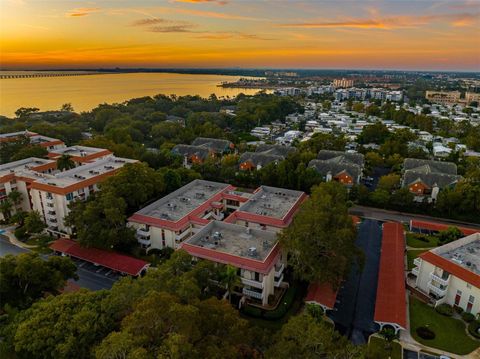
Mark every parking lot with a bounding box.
[404,349,442,359]
[328,218,383,344]
[67,257,122,290]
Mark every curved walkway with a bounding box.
[1,226,37,249]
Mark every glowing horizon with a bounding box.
[1,0,479,71]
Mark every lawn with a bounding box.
[407,249,428,270]
[367,335,402,359]
[409,296,479,355]
[406,233,439,248]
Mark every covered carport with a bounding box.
[50,239,150,276]
[374,222,407,334]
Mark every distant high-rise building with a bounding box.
[425,90,461,105]
[333,78,354,88]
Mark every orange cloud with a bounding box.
[279,13,479,30]
[66,8,100,17]
[131,18,166,26]
[173,0,228,5]
[172,7,263,20]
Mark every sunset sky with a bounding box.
[1,0,479,71]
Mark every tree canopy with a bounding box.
[279,182,359,285]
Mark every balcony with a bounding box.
[414,257,422,267]
[242,288,263,300]
[427,282,447,297]
[46,218,58,227]
[275,263,285,277]
[175,229,191,242]
[136,228,150,238]
[138,238,151,247]
[45,196,54,204]
[241,277,264,289]
[412,267,420,276]
[430,272,450,286]
[274,274,284,287]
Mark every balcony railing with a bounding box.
[412,267,419,276]
[430,272,450,286]
[275,263,285,277]
[175,229,191,242]
[414,257,422,267]
[274,274,284,287]
[138,238,151,246]
[241,277,264,289]
[136,228,150,238]
[242,288,263,300]
[427,282,447,297]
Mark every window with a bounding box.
[455,290,462,306]
[66,193,74,201]
[254,272,260,282]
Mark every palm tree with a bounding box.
[222,265,241,303]
[57,154,75,171]
[0,199,13,221]
[8,190,23,207]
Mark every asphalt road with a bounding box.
[328,218,383,344]
[350,205,480,229]
[0,234,116,291]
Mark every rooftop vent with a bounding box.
[167,203,177,211]
[248,247,257,257]
[195,192,205,199]
[213,231,222,241]
[180,196,191,203]
[160,213,170,219]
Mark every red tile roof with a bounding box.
[420,249,480,288]
[50,239,149,276]
[410,220,480,236]
[305,282,338,310]
[374,222,407,329]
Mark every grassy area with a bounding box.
[406,233,439,248]
[367,336,402,359]
[407,249,428,270]
[409,296,479,355]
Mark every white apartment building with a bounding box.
[29,156,136,235]
[412,233,480,315]
[0,158,57,220]
[128,180,251,250]
[181,221,286,306]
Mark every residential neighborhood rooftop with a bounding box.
[237,185,304,219]
[184,221,277,261]
[48,145,110,158]
[0,157,56,179]
[433,233,480,275]
[135,179,230,222]
[32,156,136,188]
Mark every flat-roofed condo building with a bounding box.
[182,221,284,305]
[0,141,136,235]
[128,180,251,250]
[129,180,307,305]
[412,232,480,315]
[30,156,137,235]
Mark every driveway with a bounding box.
[328,218,383,344]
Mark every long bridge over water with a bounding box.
[0,72,103,79]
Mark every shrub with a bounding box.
[416,326,435,340]
[14,226,28,241]
[242,305,262,318]
[435,303,454,316]
[454,305,464,314]
[468,320,480,339]
[462,312,476,323]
